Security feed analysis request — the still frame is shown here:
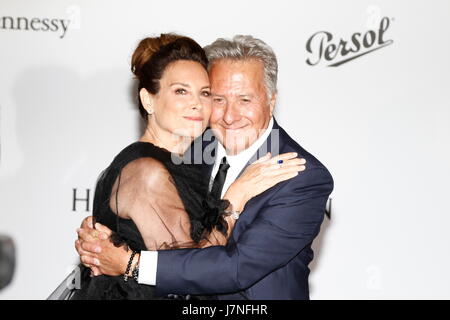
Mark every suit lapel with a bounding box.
[227,119,287,243]
[235,118,285,180]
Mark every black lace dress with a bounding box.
[71,141,228,300]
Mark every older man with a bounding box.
[76,35,333,299]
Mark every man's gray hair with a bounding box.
[204,35,278,99]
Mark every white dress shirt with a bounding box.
[138,118,274,286]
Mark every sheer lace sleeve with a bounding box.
[109,157,228,250]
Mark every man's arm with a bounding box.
[77,167,333,295]
[154,167,333,296]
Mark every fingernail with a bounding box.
[95,247,101,253]
[88,222,93,228]
[100,233,108,240]
[94,259,100,266]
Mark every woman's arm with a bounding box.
[203,151,307,246]
[75,153,306,276]
[110,157,196,250]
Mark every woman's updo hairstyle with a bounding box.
[131,33,208,118]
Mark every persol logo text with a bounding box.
[306,17,394,67]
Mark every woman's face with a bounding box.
[142,60,211,140]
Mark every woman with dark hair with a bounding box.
[70,34,304,299]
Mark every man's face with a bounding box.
[209,59,275,155]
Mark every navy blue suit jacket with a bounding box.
[155,119,334,299]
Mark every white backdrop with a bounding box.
[1,0,449,299]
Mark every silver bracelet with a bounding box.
[131,263,139,282]
[224,204,241,220]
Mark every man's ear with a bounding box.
[269,92,277,117]
[139,88,154,114]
